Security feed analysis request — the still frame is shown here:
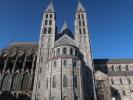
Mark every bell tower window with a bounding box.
[48,27,52,34]
[45,14,48,18]
[50,14,53,18]
[49,20,52,25]
[45,20,48,25]
[44,28,47,34]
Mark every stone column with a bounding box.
[22,53,27,74]
[2,57,9,74]
[31,55,36,75]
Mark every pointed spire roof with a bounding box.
[45,0,55,12]
[77,0,86,12]
[60,19,68,33]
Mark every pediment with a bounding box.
[55,34,76,47]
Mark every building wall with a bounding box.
[0,43,37,99]
[94,60,133,100]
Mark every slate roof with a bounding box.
[94,59,133,64]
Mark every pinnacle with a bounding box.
[45,0,55,12]
[77,0,86,12]
[60,19,68,33]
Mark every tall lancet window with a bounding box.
[1,73,11,91]
[45,20,48,25]
[63,75,67,87]
[75,76,78,88]
[22,73,32,91]
[82,14,84,19]
[44,28,47,34]
[79,28,82,34]
[46,78,48,89]
[52,75,56,88]
[48,27,52,34]
[70,48,73,55]
[11,73,22,91]
[83,28,86,34]
[49,20,52,25]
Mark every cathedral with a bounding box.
[0,1,133,100]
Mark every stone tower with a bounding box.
[32,0,96,100]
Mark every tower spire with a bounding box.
[45,0,55,12]
[60,14,68,33]
[77,0,85,11]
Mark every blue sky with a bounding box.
[0,0,133,58]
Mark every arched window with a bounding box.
[63,75,67,87]
[118,65,122,71]
[70,48,73,55]
[82,21,85,26]
[111,79,114,85]
[75,76,78,88]
[1,73,11,91]
[45,20,48,25]
[111,65,115,71]
[54,61,56,67]
[78,14,80,19]
[79,21,81,26]
[72,60,76,67]
[46,78,48,89]
[120,79,123,84]
[63,48,67,54]
[48,27,52,34]
[63,60,67,67]
[53,50,55,56]
[63,96,68,100]
[125,65,129,71]
[45,14,48,18]
[38,81,41,88]
[52,97,55,100]
[83,28,86,34]
[57,48,60,56]
[122,90,126,96]
[49,20,52,25]
[50,14,53,18]
[75,96,78,100]
[22,73,32,91]
[11,73,22,91]
[44,28,47,34]
[0,77,1,89]
[79,28,82,34]
[52,75,56,88]
[82,14,84,19]
[127,78,131,84]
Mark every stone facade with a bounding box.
[0,43,38,100]
[32,1,96,100]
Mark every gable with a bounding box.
[55,34,76,47]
